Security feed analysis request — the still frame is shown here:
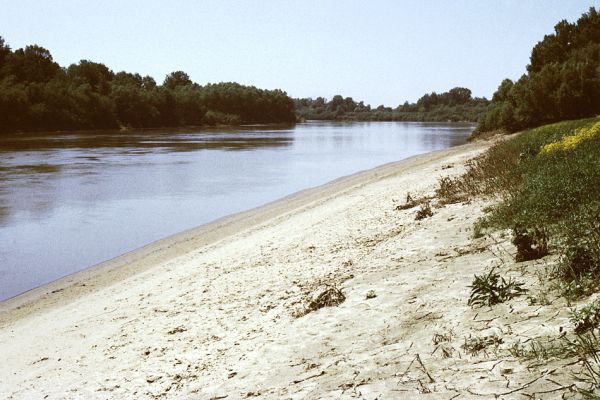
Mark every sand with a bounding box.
[0,140,581,399]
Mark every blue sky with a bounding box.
[0,1,596,105]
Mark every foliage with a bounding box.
[294,87,489,123]
[512,226,548,262]
[467,268,526,307]
[540,121,600,154]
[0,37,296,133]
[572,299,600,334]
[442,117,600,297]
[475,7,600,135]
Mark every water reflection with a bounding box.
[0,121,473,300]
[0,125,296,153]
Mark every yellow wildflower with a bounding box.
[540,121,600,155]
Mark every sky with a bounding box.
[0,1,597,106]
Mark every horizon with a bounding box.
[0,1,596,106]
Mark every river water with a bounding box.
[0,121,473,300]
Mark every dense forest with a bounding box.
[477,7,600,134]
[295,87,489,123]
[0,37,296,133]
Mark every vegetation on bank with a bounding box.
[475,7,600,135]
[0,37,296,133]
[295,87,489,123]
[438,117,600,394]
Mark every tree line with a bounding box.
[477,7,600,134]
[0,37,296,133]
[295,87,489,123]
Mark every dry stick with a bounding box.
[415,354,435,383]
[489,360,503,371]
[544,310,560,322]
[417,379,431,394]
[466,369,556,397]
[292,370,325,384]
[399,356,417,377]
[525,383,576,395]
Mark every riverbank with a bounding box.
[0,139,578,398]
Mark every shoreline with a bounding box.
[0,140,488,320]
[3,137,578,398]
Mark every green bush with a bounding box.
[443,116,600,297]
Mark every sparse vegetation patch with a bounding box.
[468,268,526,307]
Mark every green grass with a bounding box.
[439,116,600,298]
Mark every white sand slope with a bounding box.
[0,141,579,399]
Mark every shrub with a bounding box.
[512,226,548,262]
[449,117,600,297]
[554,203,600,297]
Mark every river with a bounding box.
[0,121,473,300]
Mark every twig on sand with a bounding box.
[466,369,556,397]
[292,370,325,384]
[399,354,435,383]
[523,383,576,396]
[416,354,435,383]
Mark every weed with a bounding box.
[509,337,575,364]
[415,202,433,221]
[435,176,466,204]
[396,192,417,210]
[432,332,452,345]
[527,290,551,306]
[468,268,526,307]
[572,299,600,334]
[295,285,346,318]
[566,331,600,396]
[461,334,503,356]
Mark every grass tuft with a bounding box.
[468,268,526,307]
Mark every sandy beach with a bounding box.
[0,140,579,399]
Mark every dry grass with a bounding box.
[294,285,346,318]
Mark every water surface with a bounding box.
[0,121,473,300]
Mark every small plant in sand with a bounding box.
[568,331,600,396]
[415,202,433,221]
[527,290,551,306]
[572,299,600,334]
[468,268,526,307]
[435,176,466,204]
[509,337,574,365]
[461,334,503,356]
[396,192,417,210]
[365,290,377,299]
[432,332,452,345]
[396,192,430,211]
